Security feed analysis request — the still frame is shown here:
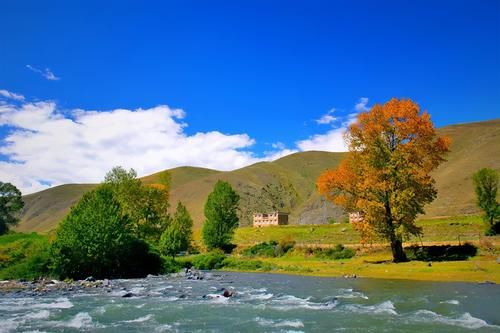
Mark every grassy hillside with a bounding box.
[16,166,219,233]
[17,184,97,233]
[425,119,500,217]
[15,119,500,232]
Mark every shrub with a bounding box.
[242,238,295,258]
[222,257,275,271]
[241,241,277,258]
[118,238,162,278]
[313,244,355,260]
[191,250,226,270]
[281,265,314,273]
[161,257,183,274]
[275,237,296,256]
[0,233,52,280]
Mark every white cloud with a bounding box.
[265,142,298,160]
[296,127,347,151]
[26,65,60,81]
[271,142,285,150]
[0,93,372,194]
[296,98,370,152]
[355,97,369,112]
[315,108,337,125]
[0,97,294,194]
[0,89,25,101]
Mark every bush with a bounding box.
[281,265,314,273]
[222,257,275,271]
[161,257,183,274]
[241,241,277,257]
[406,243,478,261]
[191,250,226,270]
[276,237,296,256]
[0,233,52,280]
[241,238,295,258]
[118,238,162,278]
[312,244,356,260]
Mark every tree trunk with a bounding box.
[384,199,408,263]
[390,237,407,263]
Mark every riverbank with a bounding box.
[2,215,499,284]
[219,249,500,284]
[214,215,500,283]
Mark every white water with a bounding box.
[0,272,498,333]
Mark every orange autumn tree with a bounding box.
[317,98,450,262]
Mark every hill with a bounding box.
[15,119,500,232]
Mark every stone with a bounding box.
[222,289,233,298]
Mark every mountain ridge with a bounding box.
[15,118,500,233]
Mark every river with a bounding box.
[1,272,499,332]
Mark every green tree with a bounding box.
[160,202,193,258]
[103,166,170,242]
[134,185,171,242]
[473,168,500,235]
[0,182,24,235]
[50,186,161,279]
[202,180,240,251]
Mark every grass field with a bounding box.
[192,215,500,283]
[2,215,499,283]
[221,251,500,283]
[192,215,488,248]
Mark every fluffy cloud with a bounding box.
[355,97,369,112]
[0,91,370,194]
[0,90,25,101]
[26,65,60,81]
[0,96,293,193]
[296,127,347,152]
[315,108,337,125]
[297,98,370,152]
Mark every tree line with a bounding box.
[0,167,241,279]
[1,98,499,274]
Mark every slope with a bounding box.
[14,119,500,232]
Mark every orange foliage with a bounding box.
[318,98,450,247]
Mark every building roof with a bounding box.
[253,211,289,216]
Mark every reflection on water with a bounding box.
[0,272,499,332]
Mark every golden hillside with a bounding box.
[15,119,500,232]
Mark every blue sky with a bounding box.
[0,0,499,193]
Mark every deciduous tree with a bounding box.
[202,180,240,251]
[473,168,499,235]
[103,166,170,242]
[51,186,161,279]
[0,182,24,235]
[160,202,193,258]
[317,98,450,262]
